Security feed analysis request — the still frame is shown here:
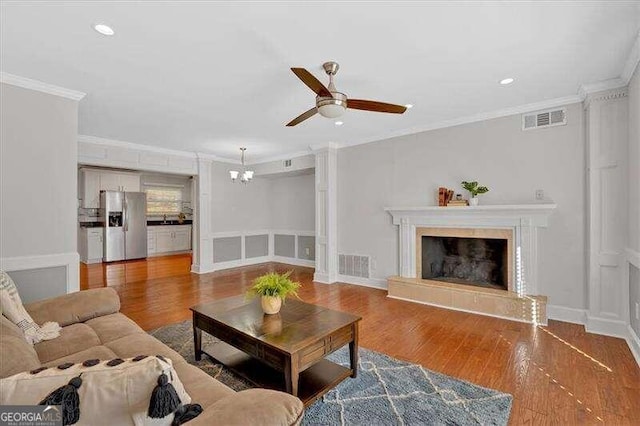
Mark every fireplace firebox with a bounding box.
[421,236,508,290]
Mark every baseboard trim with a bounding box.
[1,252,80,294]
[313,272,334,284]
[337,275,388,290]
[546,304,587,325]
[585,315,630,339]
[627,325,640,367]
[271,256,315,268]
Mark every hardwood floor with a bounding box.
[81,255,640,425]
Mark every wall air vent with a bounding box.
[522,108,566,131]
[339,254,370,278]
[283,159,292,168]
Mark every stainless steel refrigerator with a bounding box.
[100,191,147,262]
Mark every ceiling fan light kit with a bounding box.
[229,147,254,184]
[286,61,407,127]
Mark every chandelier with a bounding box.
[229,147,254,183]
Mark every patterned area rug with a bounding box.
[150,321,512,425]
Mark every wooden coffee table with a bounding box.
[190,296,361,406]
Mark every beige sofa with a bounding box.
[0,288,304,425]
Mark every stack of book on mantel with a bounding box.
[438,187,469,206]
[447,199,469,207]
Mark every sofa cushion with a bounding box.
[105,333,185,365]
[25,288,120,328]
[85,313,144,344]
[0,335,41,378]
[172,362,234,409]
[43,345,118,368]
[189,389,304,426]
[34,323,101,364]
[1,355,193,426]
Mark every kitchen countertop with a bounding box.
[79,222,103,228]
[147,220,193,226]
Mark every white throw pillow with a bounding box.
[0,355,193,426]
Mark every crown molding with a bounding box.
[621,31,640,85]
[578,77,628,100]
[248,149,313,166]
[338,94,582,150]
[0,71,86,101]
[78,135,197,158]
[310,142,340,152]
[196,152,240,164]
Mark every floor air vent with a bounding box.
[522,108,566,131]
[339,254,370,278]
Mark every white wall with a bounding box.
[269,172,315,231]
[210,161,273,233]
[1,83,80,296]
[337,102,586,310]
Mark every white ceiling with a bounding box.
[2,1,639,162]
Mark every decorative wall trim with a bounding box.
[313,145,338,284]
[546,304,587,325]
[199,230,316,274]
[0,252,80,294]
[337,275,388,290]
[583,87,628,108]
[0,72,86,100]
[627,325,640,367]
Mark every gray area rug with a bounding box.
[150,320,512,425]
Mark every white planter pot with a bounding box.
[469,197,479,206]
[261,296,282,314]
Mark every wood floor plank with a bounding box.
[80,256,640,425]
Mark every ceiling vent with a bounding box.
[522,108,566,131]
[283,159,292,168]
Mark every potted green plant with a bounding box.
[461,181,489,206]
[248,271,301,314]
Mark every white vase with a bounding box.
[469,197,479,206]
[261,296,282,314]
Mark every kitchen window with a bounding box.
[144,186,183,215]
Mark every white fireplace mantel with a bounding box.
[385,203,557,296]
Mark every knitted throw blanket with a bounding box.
[0,270,60,344]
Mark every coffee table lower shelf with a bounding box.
[202,341,352,407]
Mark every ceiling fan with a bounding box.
[286,61,407,127]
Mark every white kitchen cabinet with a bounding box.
[119,174,141,192]
[79,169,101,208]
[100,172,140,192]
[173,229,191,251]
[147,225,192,256]
[79,227,104,264]
[79,169,141,208]
[155,229,175,253]
[99,173,121,191]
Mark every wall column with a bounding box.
[585,87,629,336]
[191,155,214,273]
[313,143,338,283]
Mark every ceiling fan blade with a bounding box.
[291,68,332,98]
[286,107,318,127]
[347,99,407,114]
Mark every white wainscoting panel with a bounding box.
[1,252,80,294]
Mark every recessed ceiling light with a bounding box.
[405,104,413,109]
[93,24,115,36]
[335,121,344,126]
[500,78,514,85]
